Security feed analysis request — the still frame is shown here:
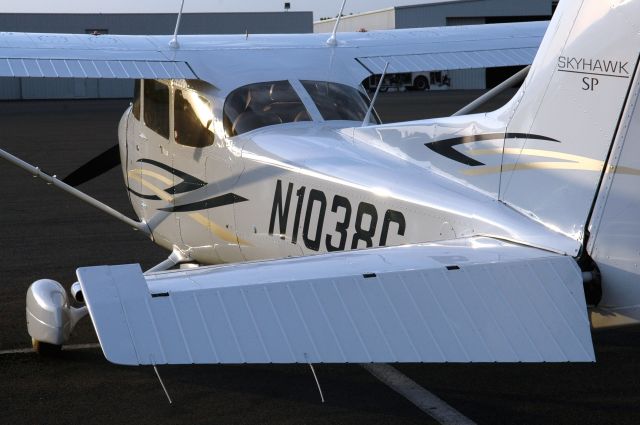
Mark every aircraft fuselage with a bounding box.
[120,78,577,266]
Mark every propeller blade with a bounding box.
[62,144,121,187]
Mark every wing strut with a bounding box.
[363,62,389,126]
[0,147,150,235]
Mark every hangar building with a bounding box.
[314,0,558,90]
[0,12,312,100]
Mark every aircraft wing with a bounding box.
[77,236,594,366]
[344,21,546,75]
[0,33,197,79]
[0,21,547,89]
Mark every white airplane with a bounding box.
[0,0,638,367]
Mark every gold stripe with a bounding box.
[465,162,602,176]
[469,148,604,167]
[127,168,173,186]
[128,174,251,246]
[463,148,640,176]
[128,173,174,202]
[615,166,640,176]
[465,148,604,176]
[188,212,252,247]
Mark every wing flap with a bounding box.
[358,47,538,74]
[78,237,594,366]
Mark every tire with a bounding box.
[413,76,430,91]
[32,338,62,356]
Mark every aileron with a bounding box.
[0,57,196,79]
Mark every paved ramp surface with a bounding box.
[1,95,640,425]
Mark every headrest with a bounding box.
[269,82,300,103]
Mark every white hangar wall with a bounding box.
[314,8,396,33]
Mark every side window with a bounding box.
[223,81,311,137]
[132,79,141,120]
[174,89,215,148]
[143,80,169,139]
[301,81,379,124]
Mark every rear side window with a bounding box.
[301,81,378,124]
[132,80,141,120]
[174,89,214,148]
[223,80,311,137]
[143,80,169,139]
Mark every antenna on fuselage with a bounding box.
[362,62,389,127]
[326,0,347,47]
[169,0,186,49]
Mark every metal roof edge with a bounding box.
[313,7,396,25]
[395,0,482,11]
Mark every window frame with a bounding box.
[132,79,142,121]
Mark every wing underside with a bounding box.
[0,21,546,85]
[77,237,594,366]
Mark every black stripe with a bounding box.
[127,187,161,201]
[425,132,560,167]
[159,193,248,213]
[137,158,206,194]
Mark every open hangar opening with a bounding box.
[315,0,559,91]
[0,11,313,100]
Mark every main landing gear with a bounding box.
[26,248,193,354]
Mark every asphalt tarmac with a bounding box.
[1,91,640,425]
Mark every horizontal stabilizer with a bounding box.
[78,237,594,366]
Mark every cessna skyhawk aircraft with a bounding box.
[1,0,638,367]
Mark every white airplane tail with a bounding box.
[496,0,640,243]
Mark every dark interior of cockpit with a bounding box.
[223,80,379,137]
[223,81,310,137]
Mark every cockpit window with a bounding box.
[301,81,379,124]
[223,80,311,137]
[144,80,170,139]
[174,89,214,148]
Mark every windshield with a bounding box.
[301,81,379,124]
[223,80,311,137]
